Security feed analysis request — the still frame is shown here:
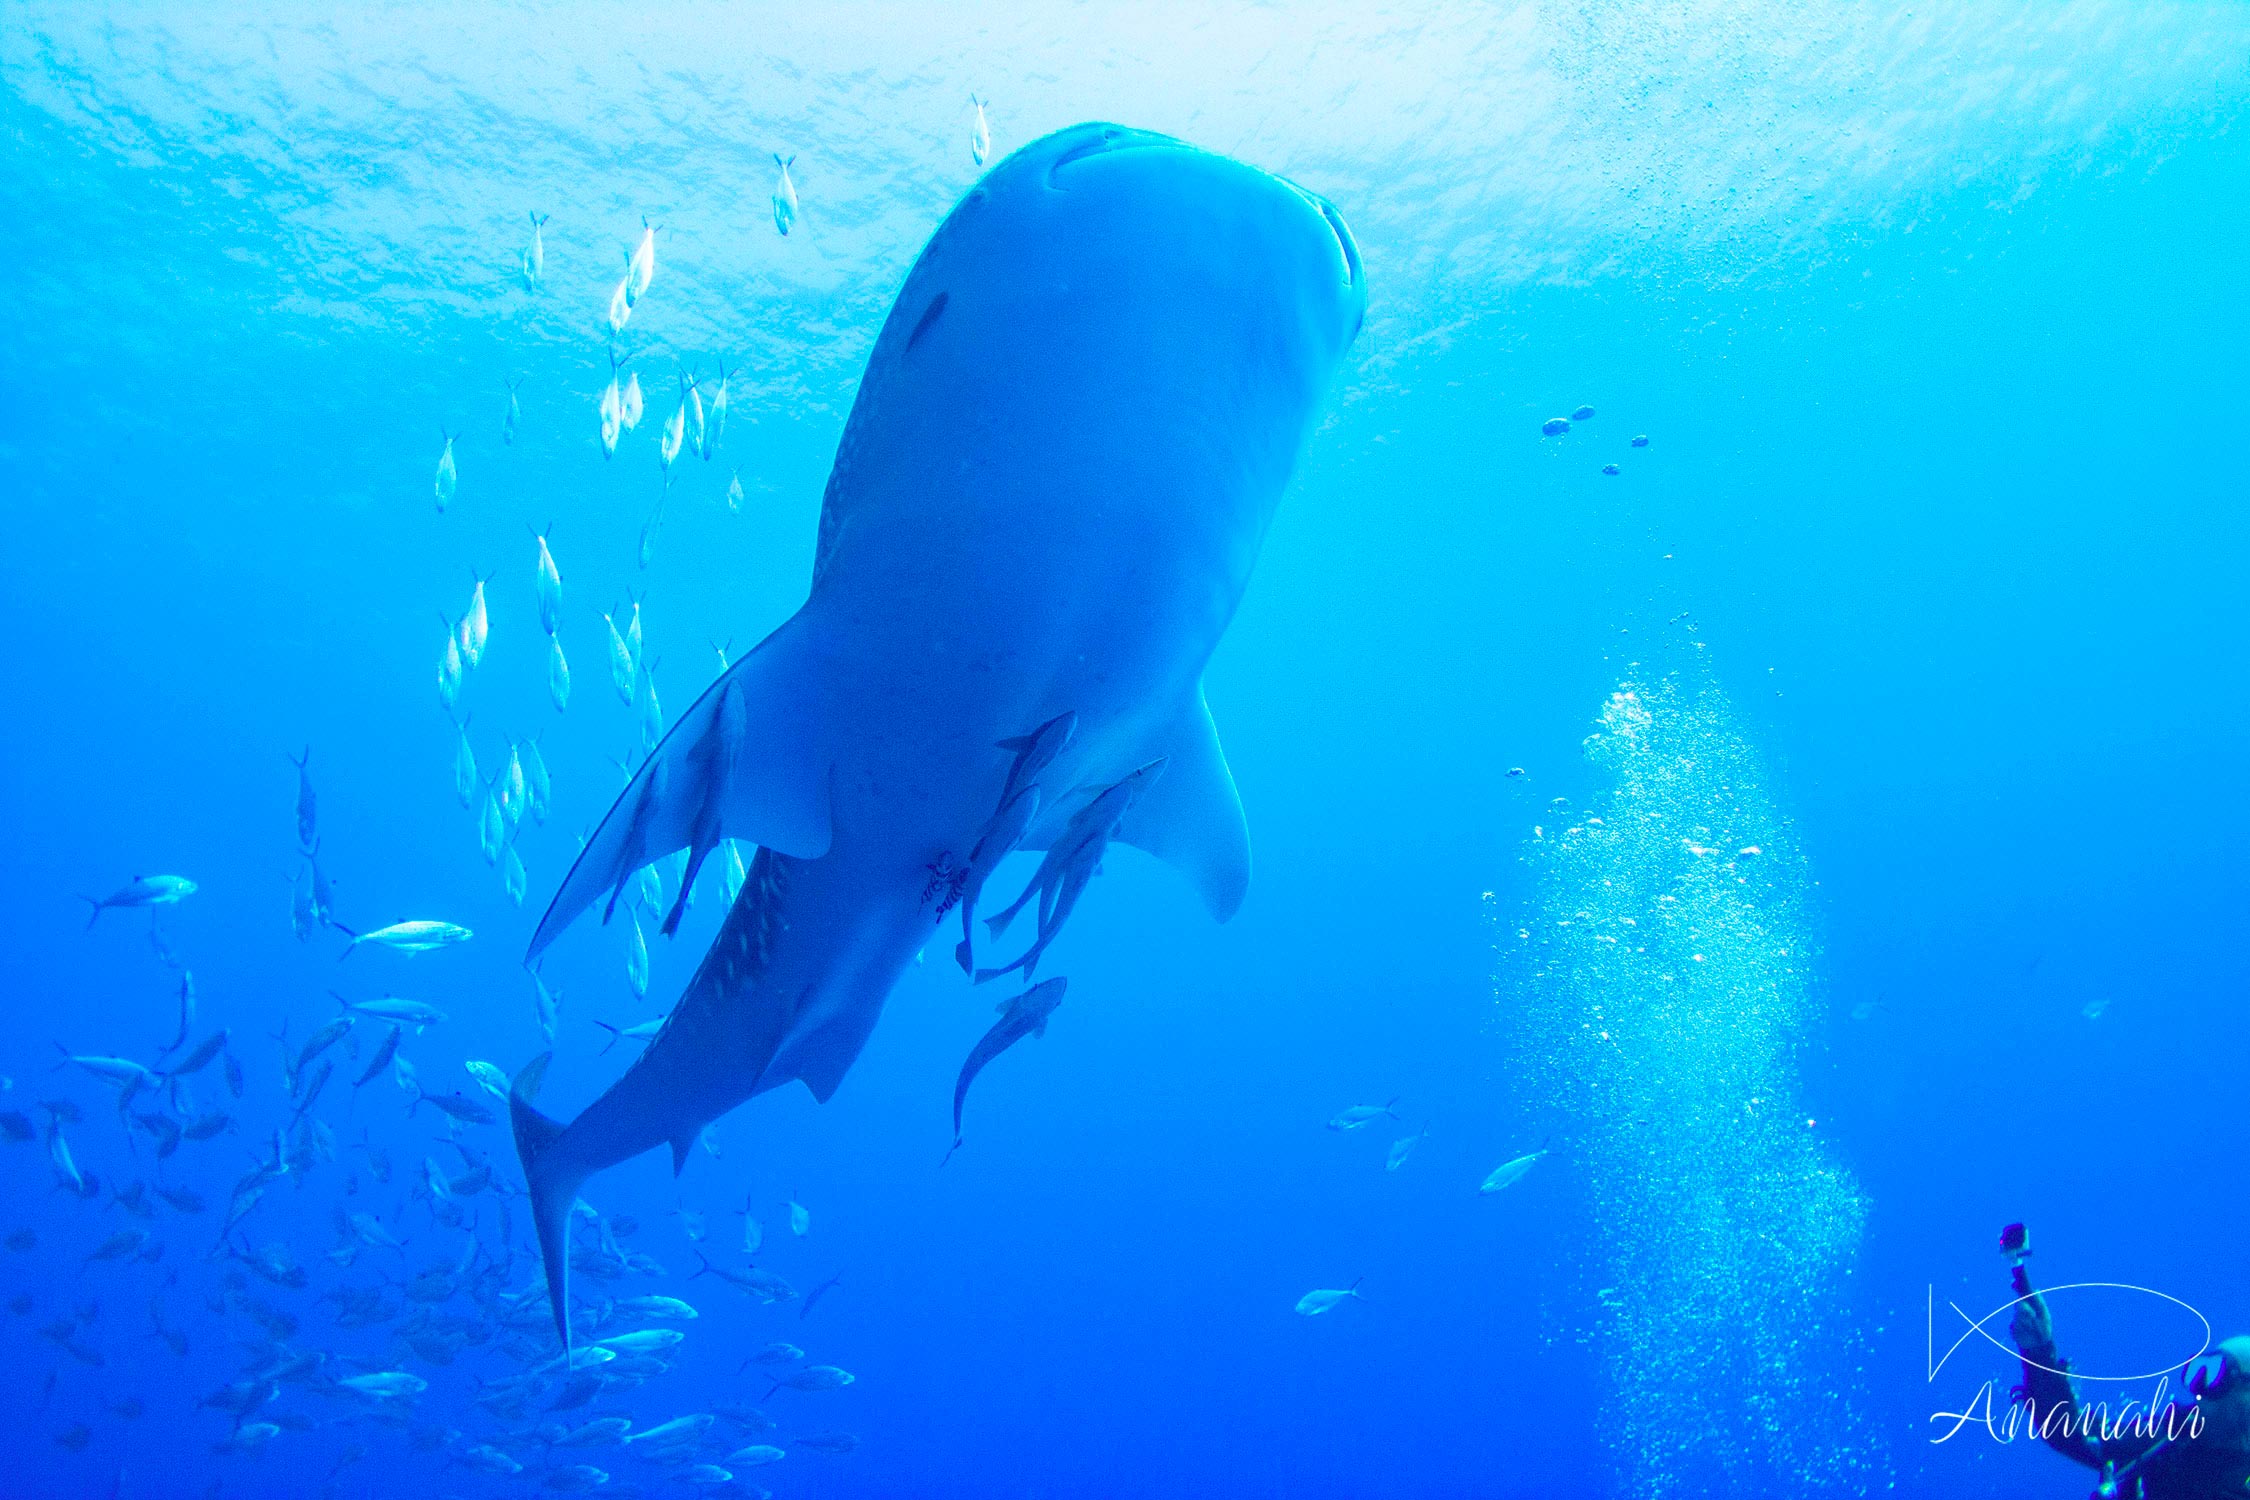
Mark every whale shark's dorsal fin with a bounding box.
[527,611,835,962]
[1114,688,1251,922]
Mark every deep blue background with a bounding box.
[0,10,2244,1497]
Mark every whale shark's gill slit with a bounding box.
[1045,127,1137,188]
[906,292,949,354]
[1318,201,1361,288]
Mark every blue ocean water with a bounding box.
[2,7,2246,1498]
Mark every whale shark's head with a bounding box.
[1010,121,1366,362]
[845,124,1365,542]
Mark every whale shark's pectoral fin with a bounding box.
[1116,689,1251,922]
[528,613,836,962]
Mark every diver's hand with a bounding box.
[2011,1292,2057,1361]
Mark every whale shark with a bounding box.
[512,120,1365,1347]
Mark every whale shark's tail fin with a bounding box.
[509,1053,586,1350]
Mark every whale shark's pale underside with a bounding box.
[513,121,1365,1346]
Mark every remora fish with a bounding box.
[952,783,1041,974]
[512,123,1363,1347]
[944,977,1065,1161]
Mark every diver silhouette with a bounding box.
[2002,1224,2250,1498]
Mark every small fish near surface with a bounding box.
[452,715,479,810]
[944,977,1065,1162]
[701,359,730,460]
[628,216,658,303]
[521,736,553,823]
[437,615,464,711]
[599,352,625,457]
[603,610,636,706]
[970,93,992,166]
[771,153,799,236]
[433,428,458,511]
[683,370,706,460]
[548,634,574,712]
[533,525,564,635]
[608,253,633,334]
[522,210,548,290]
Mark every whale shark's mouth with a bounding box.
[1045,125,1363,305]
